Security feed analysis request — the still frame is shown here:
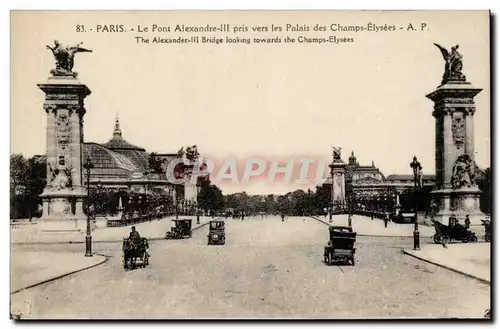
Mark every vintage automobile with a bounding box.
[324,226,356,266]
[165,219,192,239]
[481,219,491,242]
[207,220,225,245]
[432,219,477,244]
[122,237,149,269]
[392,212,416,224]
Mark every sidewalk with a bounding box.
[11,216,211,245]
[10,251,107,293]
[404,243,491,283]
[312,214,435,237]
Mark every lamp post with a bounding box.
[328,202,333,223]
[83,157,94,257]
[348,195,352,228]
[196,181,201,225]
[175,192,179,219]
[410,156,421,250]
[329,165,334,223]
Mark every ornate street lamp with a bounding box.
[410,156,421,250]
[83,157,94,257]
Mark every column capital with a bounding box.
[464,106,476,115]
[43,103,58,113]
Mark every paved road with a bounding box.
[11,216,490,319]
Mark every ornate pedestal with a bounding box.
[431,188,484,226]
[329,149,347,212]
[427,81,486,228]
[40,189,87,231]
[38,76,91,232]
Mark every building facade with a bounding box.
[320,151,435,208]
[82,117,208,203]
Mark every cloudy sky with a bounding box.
[11,11,490,194]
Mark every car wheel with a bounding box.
[433,234,441,244]
[469,234,478,243]
[440,235,450,244]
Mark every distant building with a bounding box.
[79,117,208,201]
[320,151,435,199]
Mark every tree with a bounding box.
[148,152,162,173]
[10,154,28,219]
[264,194,277,214]
[10,154,46,220]
[25,156,46,219]
[198,184,225,213]
[315,185,330,214]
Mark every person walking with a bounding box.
[465,215,471,230]
[384,214,389,228]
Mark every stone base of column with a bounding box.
[39,188,88,232]
[431,187,486,227]
[39,216,89,232]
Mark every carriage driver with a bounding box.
[129,226,142,246]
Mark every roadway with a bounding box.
[11,216,490,319]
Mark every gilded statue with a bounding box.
[46,40,92,77]
[331,146,342,160]
[185,145,199,162]
[433,43,467,84]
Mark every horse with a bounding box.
[122,238,136,269]
[123,237,150,270]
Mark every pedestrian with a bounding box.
[465,215,471,230]
[371,212,374,221]
[384,214,389,228]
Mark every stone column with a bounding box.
[465,107,475,163]
[442,109,454,189]
[427,82,484,227]
[70,106,82,188]
[329,160,347,210]
[38,75,91,232]
[44,105,57,183]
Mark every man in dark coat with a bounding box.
[465,215,471,230]
[129,226,142,247]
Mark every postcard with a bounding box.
[10,10,491,319]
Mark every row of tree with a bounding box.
[10,154,46,219]
[10,153,492,219]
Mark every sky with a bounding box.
[10,11,490,195]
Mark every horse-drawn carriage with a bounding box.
[432,219,477,244]
[165,219,192,239]
[324,226,356,266]
[207,220,225,245]
[122,237,150,269]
